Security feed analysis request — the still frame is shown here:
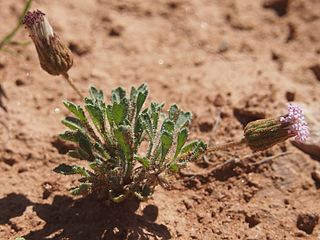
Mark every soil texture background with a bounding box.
[0,0,320,239]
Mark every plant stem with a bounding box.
[173,138,246,167]
[180,151,291,177]
[0,0,33,50]
[206,138,246,153]
[176,138,246,166]
[62,72,84,99]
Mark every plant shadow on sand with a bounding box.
[0,193,170,239]
[22,195,171,240]
[0,193,32,225]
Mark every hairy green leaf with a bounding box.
[140,113,154,139]
[130,86,137,103]
[78,133,94,160]
[135,156,150,168]
[169,104,180,121]
[180,140,199,154]
[160,131,173,161]
[112,101,127,125]
[67,149,89,160]
[59,131,78,142]
[109,190,127,203]
[54,164,90,177]
[161,119,175,134]
[114,126,132,162]
[180,140,207,159]
[106,105,114,126]
[63,100,86,122]
[174,128,188,158]
[136,84,148,115]
[94,142,110,160]
[70,183,92,195]
[169,162,180,172]
[133,117,144,150]
[176,112,192,129]
[191,140,207,158]
[89,86,104,103]
[128,86,138,122]
[89,159,102,170]
[112,87,126,103]
[85,104,104,131]
[62,116,84,131]
[150,102,164,133]
[134,186,152,201]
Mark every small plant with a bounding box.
[23,9,310,204]
[54,84,206,202]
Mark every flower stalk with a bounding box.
[206,138,246,153]
[62,73,84,99]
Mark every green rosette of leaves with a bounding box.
[54,84,206,203]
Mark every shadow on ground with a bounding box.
[20,195,171,240]
[0,193,32,225]
[0,193,170,239]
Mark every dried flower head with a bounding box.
[244,103,309,151]
[23,10,73,75]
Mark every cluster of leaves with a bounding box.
[54,84,206,203]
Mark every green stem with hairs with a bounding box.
[206,138,246,153]
[174,138,246,165]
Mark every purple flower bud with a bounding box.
[244,103,309,151]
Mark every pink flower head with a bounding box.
[280,103,309,142]
[23,10,54,46]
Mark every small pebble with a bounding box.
[15,79,25,86]
[285,91,295,101]
[296,213,319,234]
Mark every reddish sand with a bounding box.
[0,0,320,239]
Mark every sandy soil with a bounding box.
[0,0,320,239]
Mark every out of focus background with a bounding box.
[0,0,319,239]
